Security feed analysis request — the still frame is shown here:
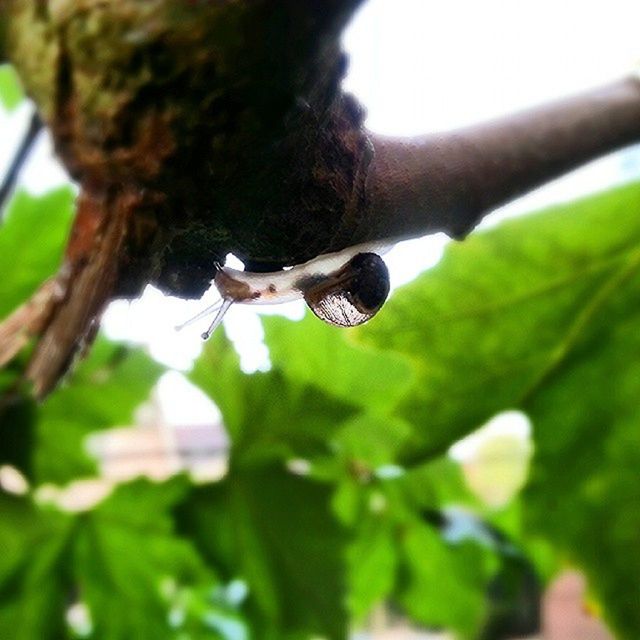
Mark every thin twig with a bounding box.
[0,110,42,218]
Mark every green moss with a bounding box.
[6,1,60,120]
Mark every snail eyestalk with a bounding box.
[174,299,225,331]
[201,299,233,340]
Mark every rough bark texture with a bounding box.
[5,0,371,295]
[1,0,375,395]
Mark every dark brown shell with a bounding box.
[303,253,390,327]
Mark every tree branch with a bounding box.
[0,110,41,218]
[362,76,640,242]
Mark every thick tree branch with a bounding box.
[362,77,640,242]
[3,0,640,398]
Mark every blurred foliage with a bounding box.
[1,82,639,640]
[35,338,164,484]
[0,64,23,111]
[0,480,237,640]
[0,189,74,318]
[362,182,640,636]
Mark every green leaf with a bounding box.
[178,465,349,639]
[362,180,640,637]
[347,516,398,621]
[189,330,244,440]
[522,314,640,636]
[264,314,414,412]
[364,182,640,458]
[0,495,72,640]
[35,337,164,483]
[398,521,495,638]
[0,188,75,318]
[332,412,413,469]
[0,65,24,111]
[399,457,480,510]
[338,461,506,633]
[75,478,214,640]
[0,479,221,640]
[190,330,355,464]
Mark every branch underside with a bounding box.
[6,3,640,294]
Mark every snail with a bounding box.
[177,243,391,339]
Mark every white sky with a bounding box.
[345,0,640,134]
[3,0,640,423]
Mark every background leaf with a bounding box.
[398,520,495,638]
[362,180,640,637]
[35,338,164,483]
[190,330,357,464]
[179,465,349,640]
[0,495,72,640]
[75,478,214,640]
[0,479,219,640]
[264,315,414,413]
[0,188,75,318]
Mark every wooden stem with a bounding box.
[364,76,640,241]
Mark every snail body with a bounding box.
[177,242,391,339]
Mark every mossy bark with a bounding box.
[5,0,369,297]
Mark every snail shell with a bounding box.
[303,253,390,327]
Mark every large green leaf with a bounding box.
[0,479,222,640]
[0,188,74,318]
[35,338,164,483]
[75,478,214,640]
[362,180,640,637]
[190,330,357,464]
[364,181,640,458]
[264,314,414,413]
[178,465,348,640]
[0,494,73,640]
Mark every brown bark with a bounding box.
[1,0,370,396]
[4,0,369,295]
[362,77,640,242]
